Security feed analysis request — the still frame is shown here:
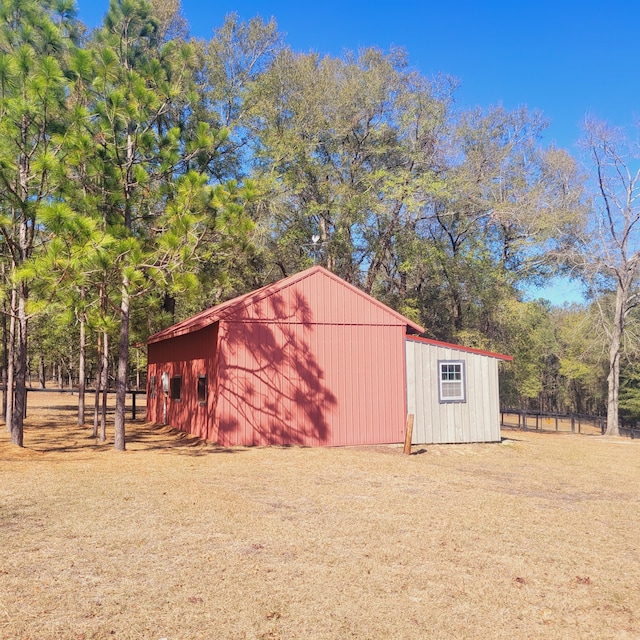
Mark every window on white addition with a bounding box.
[438,361,466,403]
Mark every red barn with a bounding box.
[146,266,424,446]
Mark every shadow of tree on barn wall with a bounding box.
[215,288,338,446]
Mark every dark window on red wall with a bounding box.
[170,376,182,400]
[197,375,207,405]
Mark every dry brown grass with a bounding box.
[1,392,640,639]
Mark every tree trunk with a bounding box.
[136,348,140,390]
[114,276,130,451]
[319,215,333,272]
[77,307,86,425]
[451,288,463,333]
[10,282,28,446]
[605,283,625,436]
[11,117,30,446]
[364,204,402,294]
[5,285,16,430]
[93,332,102,438]
[1,300,6,421]
[39,355,45,389]
[100,330,108,442]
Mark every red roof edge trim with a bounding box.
[406,335,513,361]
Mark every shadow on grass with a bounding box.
[8,419,247,457]
[126,423,249,456]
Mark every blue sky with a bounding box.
[76,0,640,150]
[75,0,640,305]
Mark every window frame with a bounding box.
[149,375,157,399]
[438,360,466,403]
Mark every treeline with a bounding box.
[2,0,638,448]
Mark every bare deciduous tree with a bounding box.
[580,118,640,435]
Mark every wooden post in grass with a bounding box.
[404,414,414,455]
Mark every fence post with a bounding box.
[404,414,414,455]
[131,391,136,420]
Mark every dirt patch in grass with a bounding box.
[1,392,639,639]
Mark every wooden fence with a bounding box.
[501,409,640,439]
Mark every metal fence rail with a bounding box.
[21,387,147,420]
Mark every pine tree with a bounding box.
[0,0,79,446]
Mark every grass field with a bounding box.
[1,392,639,639]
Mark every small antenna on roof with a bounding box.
[311,235,321,264]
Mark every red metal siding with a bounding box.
[214,319,407,447]
[146,323,218,439]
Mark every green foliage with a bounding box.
[494,298,558,407]
[247,46,454,287]
[619,363,640,423]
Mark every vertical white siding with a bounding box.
[406,339,502,444]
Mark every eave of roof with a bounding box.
[406,335,513,361]
[148,265,425,344]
